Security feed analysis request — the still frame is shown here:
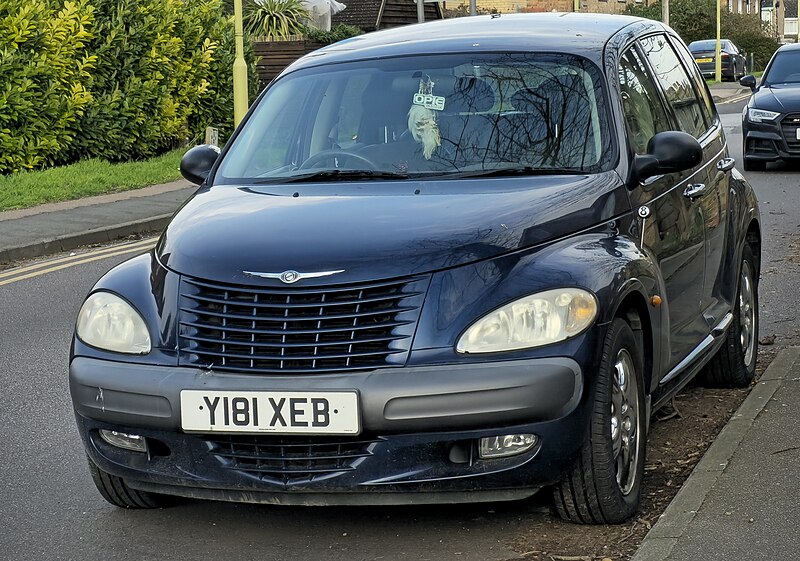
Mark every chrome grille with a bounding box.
[178,275,428,373]
[781,113,800,153]
[205,435,381,485]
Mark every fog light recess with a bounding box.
[99,429,148,453]
[478,434,538,459]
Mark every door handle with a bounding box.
[683,183,706,200]
[717,157,736,172]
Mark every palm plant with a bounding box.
[244,0,309,40]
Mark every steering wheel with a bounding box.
[298,150,379,170]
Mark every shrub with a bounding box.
[303,23,362,44]
[0,0,253,173]
[0,0,96,173]
[71,0,247,162]
[244,0,309,39]
[722,13,780,71]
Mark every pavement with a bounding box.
[0,179,197,265]
[2,83,786,560]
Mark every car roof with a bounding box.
[287,13,666,72]
[776,42,800,52]
[689,39,733,47]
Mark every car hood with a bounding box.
[156,172,629,285]
[751,84,800,113]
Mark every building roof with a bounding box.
[333,0,383,30]
[332,0,442,31]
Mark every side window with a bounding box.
[618,47,671,155]
[639,34,708,139]
[669,36,717,127]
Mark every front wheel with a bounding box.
[553,318,647,524]
[87,455,171,509]
[700,244,759,387]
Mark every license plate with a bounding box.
[180,390,360,435]
[796,128,800,141]
[696,57,713,63]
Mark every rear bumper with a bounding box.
[71,356,587,502]
[696,60,735,79]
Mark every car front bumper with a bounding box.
[743,116,800,162]
[70,356,588,504]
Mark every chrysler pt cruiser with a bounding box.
[70,13,760,524]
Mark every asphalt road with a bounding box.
[1,99,798,561]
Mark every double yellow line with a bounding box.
[0,237,157,287]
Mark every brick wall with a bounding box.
[469,0,633,14]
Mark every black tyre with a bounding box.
[553,318,647,524]
[700,244,759,387]
[87,455,169,509]
[743,158,766,172]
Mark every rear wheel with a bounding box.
[87,455,170,509]
[700,244,759,387]
[553,318,647,524]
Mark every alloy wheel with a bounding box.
[610,348,640,496]
[739,260,756,368]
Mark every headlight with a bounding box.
[456,288,597,354]
[76,291,151,354]
[747,108,780,123]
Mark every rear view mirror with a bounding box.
[180,144,221,185]
[634,131,703,181]
[739,75,757,92]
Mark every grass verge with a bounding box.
[0,148,184,212]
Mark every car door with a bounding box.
[618,39,710,374]
[669,34,736,329]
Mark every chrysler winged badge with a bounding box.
[243,270,345,284]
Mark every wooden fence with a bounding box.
[253,39,325,87]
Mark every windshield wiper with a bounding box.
[425,166,581,180]
[253,169,409,184]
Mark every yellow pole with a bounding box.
[715,0,722,82]
[574,0,579,11]
[233,0,249,127]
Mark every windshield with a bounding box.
[216,53,614,183]
[763,50,800,86]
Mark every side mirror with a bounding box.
[634,131,703,181]
[180,144,221,185]
[739,75,757,92]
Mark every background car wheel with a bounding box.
[553,318,647,524]
[743,158,766,171]
[700,244,759,387]
[87,455,170,509]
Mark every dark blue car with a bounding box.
[70,13,760,524]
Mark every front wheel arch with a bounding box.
[613,290,655,396]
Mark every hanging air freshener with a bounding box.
[408,75,442,160]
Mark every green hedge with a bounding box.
[0,0,254,174]
[0,0,95,172]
